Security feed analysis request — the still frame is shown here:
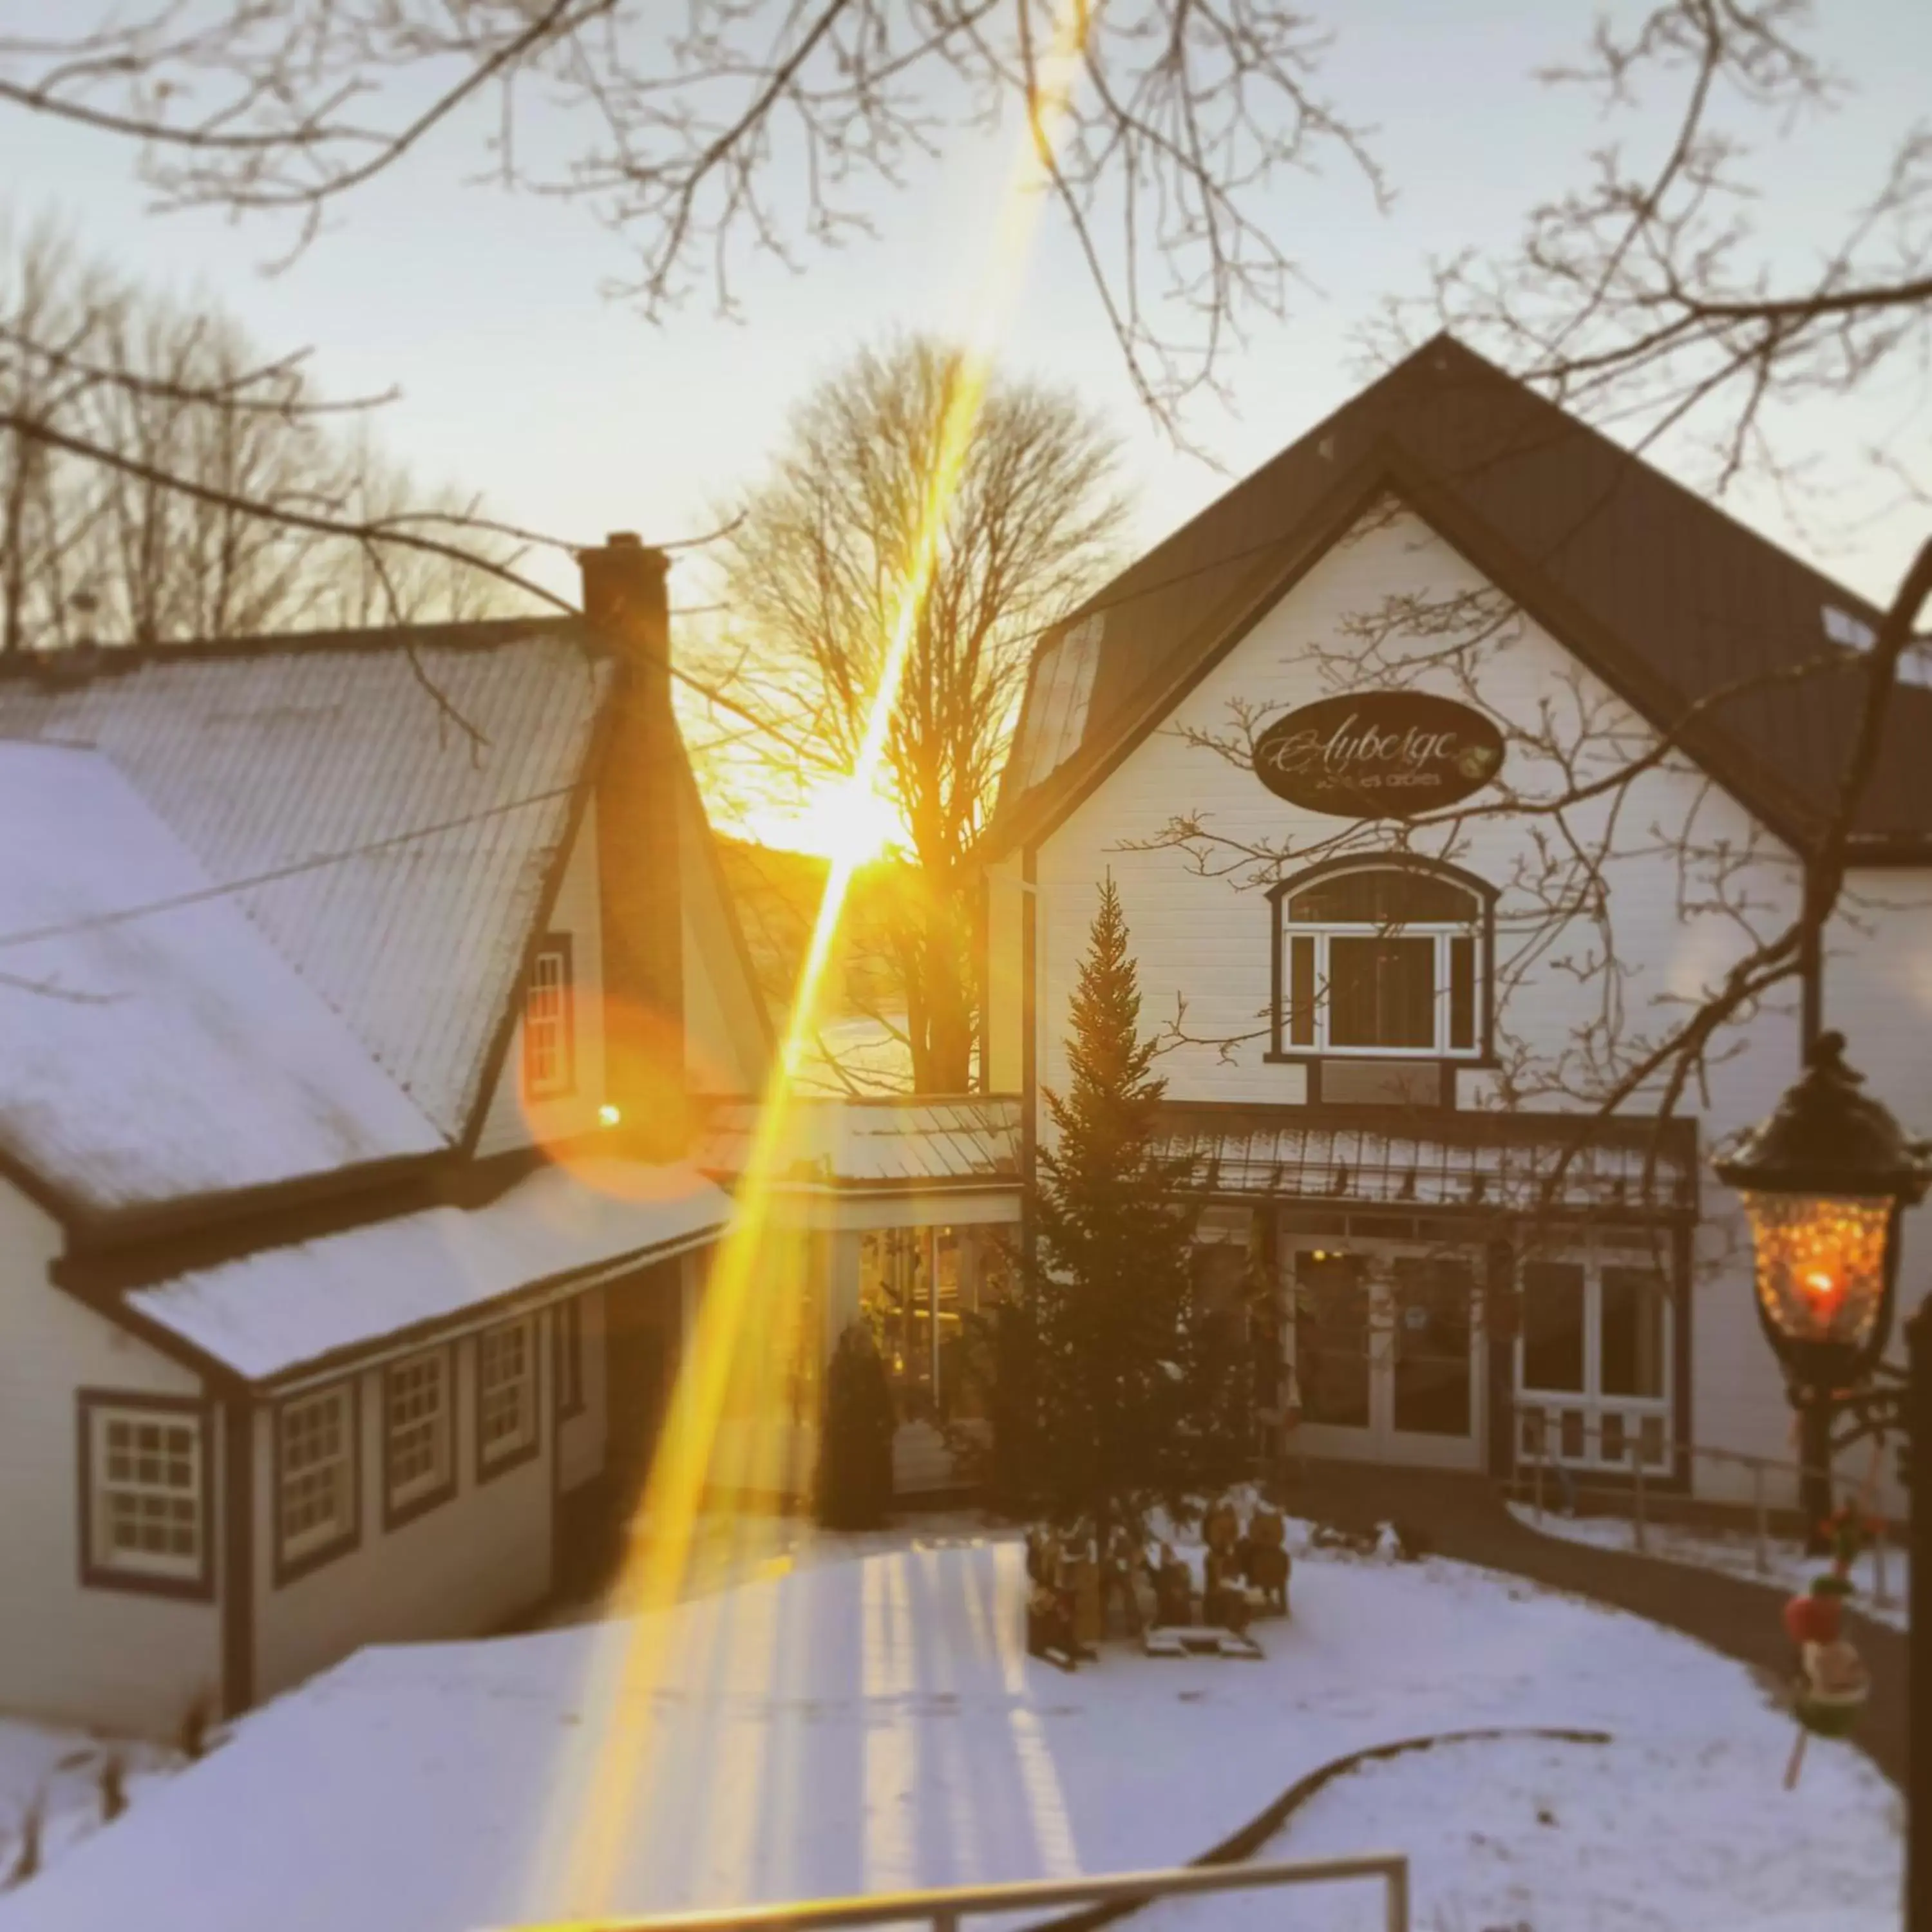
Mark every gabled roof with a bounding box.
[0,621,612,1136]
[990,336,1932,861]
[0,742,441,1218]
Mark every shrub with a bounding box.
[816,1320,896,1530]
[97,1752,126,1824]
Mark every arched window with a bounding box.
[1271,859,1492,1060]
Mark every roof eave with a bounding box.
[979,437,1827,868]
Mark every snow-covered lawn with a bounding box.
[0,1525,1900,1932]
[1507,1499,1911,1632]
[0,1719,182,1890]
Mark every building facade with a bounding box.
[977,338,1932,1513]
[0,538,773,1736]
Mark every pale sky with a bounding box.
[3,2,1927,679]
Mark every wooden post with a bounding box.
[1753,1462,1770,1577]
[1633,1448,1649,1556]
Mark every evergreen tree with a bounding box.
[815,1321,896,1530]
[994,876,1251,1541]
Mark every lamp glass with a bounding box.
[1738,1189,1891,1353]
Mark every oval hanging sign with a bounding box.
[1251,692,1504,819]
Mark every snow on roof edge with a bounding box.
[127,1157,734,1384]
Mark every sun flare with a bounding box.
[540,5,1096,1918]
[752,777,902,864]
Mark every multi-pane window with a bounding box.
[478,1319,538,1473]
[278,1385,357,1571]
[86,1404,205,1587]
[524,938,574,1098]
[1280,865,1485,1058]
[385,1351,453,1517]
[1517,1235,1671,1471]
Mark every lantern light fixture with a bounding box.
[1714,1030,1932,1391]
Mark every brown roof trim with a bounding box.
[55,1139,583,1297]
[1370,440,1819,849]
[457,662,621,1155]
[62,1147,448,1259]
[981,440,1832,867]
[677,745,780,1066]
[981,453,1397,863]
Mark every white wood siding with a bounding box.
[475,802,609,1158]
[252,1322,554,1703]
[0,1181,221,1736]
[1028,503,1929,1506]
[982,855,1027,1094]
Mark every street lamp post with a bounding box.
[1715,1029,1932,1931]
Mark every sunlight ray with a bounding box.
[538,5,1098,1917]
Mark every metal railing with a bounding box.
[1511,1400,1897,1608]
[491,1854,1412,1932]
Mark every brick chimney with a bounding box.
[578,533,688,1158]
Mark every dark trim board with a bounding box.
[75,1389,217,1604]
[1020,846,1038,1256]
[270,1374,363,1589]
[555,1295,588,1423]
[221,1398,254,1716]
[381,1343,461,1533]
[458,672,616,1157]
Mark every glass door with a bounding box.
[1389,1254,1476,1446]
[1291,1236,1484,1469]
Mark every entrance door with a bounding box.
[1291,1238,1484,1470]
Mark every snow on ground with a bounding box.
[0,1526,1900,1932]
[0,1719,182,1889]
[1508,1500,1911,1632]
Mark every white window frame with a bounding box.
[1515,1235,1674,1473]
[82,1399,209,1593]
[276,1381,359,1578]
[1279,867,1486,1060]
[384,1349,455,1522]
[477,1318,540,1478]
[523,938,574,1099]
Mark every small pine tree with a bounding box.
[815,1320,896,1530]
[996,875,1251,1543]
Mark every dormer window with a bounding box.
[1271,860,1492,1062]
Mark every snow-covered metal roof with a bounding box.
[0,622,611,1145]
[697,1095,1021,1189]
[0,743,442,1215]
[1155,1110,1696,1214]
[128,1157,732,1383]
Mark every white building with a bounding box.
[0,535,772,1736]
[973,336,1932,1513]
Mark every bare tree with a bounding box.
[704,334,1127,1089]
[0,3,1384,440]
[0,212,524,649]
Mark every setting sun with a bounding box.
[748,775,902,862]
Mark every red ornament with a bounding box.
[1783,1591,1841,1646]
